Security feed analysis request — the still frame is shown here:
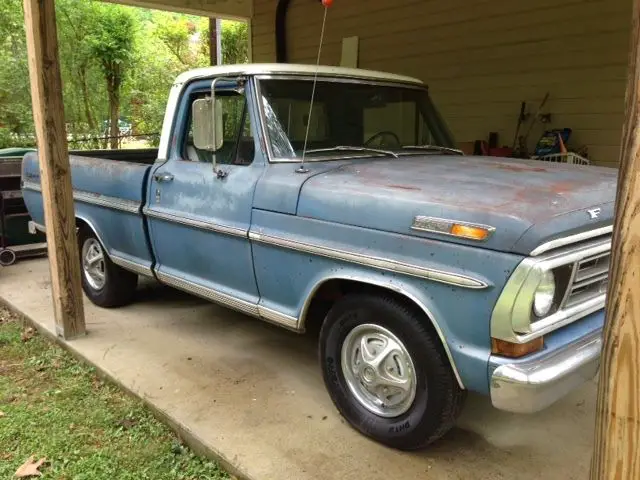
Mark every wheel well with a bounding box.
[75,218,89,231]
[75,218,103,250]
[303,279,432,337]
[304,278,464,388]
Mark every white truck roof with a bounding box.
[174,63,424,86]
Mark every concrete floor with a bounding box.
[0,258,596,479]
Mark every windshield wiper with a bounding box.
[402,145,464,155]
[305,146,398,158]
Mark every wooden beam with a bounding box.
[103,0,251,20]
[590,0,640,477]
[23,0,86,339]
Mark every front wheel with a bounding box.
[319,294,465,450]
[78,227,138,308]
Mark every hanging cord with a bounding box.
[297,5,328,173]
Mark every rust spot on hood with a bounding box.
[550,181,575,194]
[387,184,421,191]
[494,163,548,173]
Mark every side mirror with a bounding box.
[192,97,224,152]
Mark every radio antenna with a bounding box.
[297,1,331,173]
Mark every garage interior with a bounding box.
[253,0,630,167]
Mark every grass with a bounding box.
[0,307,230,480]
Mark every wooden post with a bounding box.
[591,0,640,477]
[23,0,86,339]
[209,17,218,66]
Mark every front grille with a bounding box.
[564,251,610,309]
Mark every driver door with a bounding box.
[146,80,263,306]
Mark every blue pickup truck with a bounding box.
[22,64,615,450]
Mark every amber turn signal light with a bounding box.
[491,337,544,358]
[450,224,492,241]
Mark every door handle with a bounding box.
[154,172,174,183]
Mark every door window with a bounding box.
[184,91,254,165]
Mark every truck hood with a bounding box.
[296,155,617,255]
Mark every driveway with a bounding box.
[0,258,596,479]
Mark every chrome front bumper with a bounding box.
[490,329,602,414]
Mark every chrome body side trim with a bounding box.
[21,180,41,193]
[530,225,613,256]
[155,269,299,331]
[491,238,609,343]
[157,269,258,316]
[257,305,298,330]
[74,190,140,214]
[143,207,247,238]
[22,181,140,214]
[110,255,154,278]
[249,232,488,289]
[298,274,465,389]
[411,216,496,241]
[490,328,601,413]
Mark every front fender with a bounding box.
[250,209,524,394]
[298,267,470,388]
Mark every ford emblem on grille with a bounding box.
[587,208,602,220]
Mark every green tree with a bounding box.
[200,20,250,65]
[221,21,249,65]
[0,0,33,147]
[152,12,206,67]
[56,0,106,135]
[0,1,250,150]
[86,4,137,149]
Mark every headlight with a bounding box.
[533,270,556,317]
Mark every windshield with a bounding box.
[258,78,457,160]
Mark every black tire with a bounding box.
[319,294,465,450]
[0,248,17,266]
[77,226,138,308]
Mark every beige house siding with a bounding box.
[252,0,630,167]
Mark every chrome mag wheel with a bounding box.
[340,323,417,418]
[82,237,106,290]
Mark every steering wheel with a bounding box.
[364,130,401,148]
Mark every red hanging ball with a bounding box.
[322,0,333,7]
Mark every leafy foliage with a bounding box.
[221,21,250,66]
[86,3,137,148]
[0,0,33,145]
[0,1,249,149]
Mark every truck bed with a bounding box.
[21,149,156,275]
[70,147,158,165]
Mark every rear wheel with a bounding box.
[0,248,16,266]
[78,227,138,307]
[319,294,465,450]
